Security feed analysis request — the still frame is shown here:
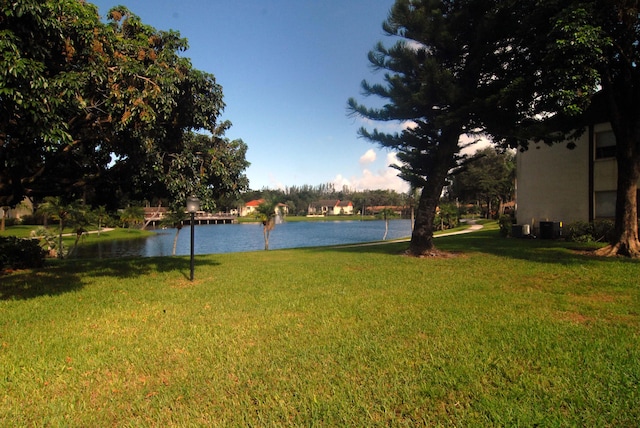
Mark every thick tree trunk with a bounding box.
[595,149,640,257]
[408,185,440,255]
[407,129,460,256]
[595,85,640,258]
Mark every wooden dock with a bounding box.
[184,213,237,226]
[144,211,237,229]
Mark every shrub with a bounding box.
[0,236,47,271]
[2,217,18,227]
[498,214,514,237]
[593,219,615,243]
[564,220,615,243]
[18,214,43,226]
[564,221,594,242]
[435,203,459,230]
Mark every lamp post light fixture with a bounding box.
[186,195,200,281]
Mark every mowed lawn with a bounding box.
[1,223,638,426]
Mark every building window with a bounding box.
[595,191,616,218]
[595,130,616,159]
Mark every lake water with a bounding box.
[75,219,413,259]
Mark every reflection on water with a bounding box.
[75,219,413,259]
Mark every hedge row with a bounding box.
[0,236,46,271]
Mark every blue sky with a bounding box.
[89,0,415,192]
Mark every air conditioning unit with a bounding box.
[512,224,530,238]
[539,221,562,239]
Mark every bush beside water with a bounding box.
[0,236,46,270]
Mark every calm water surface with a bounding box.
[76,219,413,259]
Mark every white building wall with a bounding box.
[515,122,640,229]
[516,132,591,227]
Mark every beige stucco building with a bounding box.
[516,122,627,232]
[307,200,354,216]
[2,198,33,220]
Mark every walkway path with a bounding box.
[61,228,115,237]
[436,222,484,238]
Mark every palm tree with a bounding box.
[256,199,280,250]
[36,197,72,258]
[119,205,145,230]
[160,208,187,256]
[67,202,92,257]
[92,205,109,237]
[377,207,398,240]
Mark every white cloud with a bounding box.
[359,149,377,164]
[333,150,409,193]
[405,40,426,51]
[386,152,401,166]
[331,135,499,194]
[355,116,412,133]
[402,120,418,130]
[459,134,493,155]
[333,169,408,193]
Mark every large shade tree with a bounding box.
[1,0,102,207]
[0,1,247,212]
[487,0,640,257]
[348,0,506,255]
[160,130,249,253]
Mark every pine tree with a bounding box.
[348,0,504,255]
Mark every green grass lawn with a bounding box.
[1,223,638,426]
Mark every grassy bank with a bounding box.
[1,224,638,426]
[1,225,154,251]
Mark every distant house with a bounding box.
[240,199,288,217]
[516,121,639,233]
[241,199,263,217]
[308,199,354,216]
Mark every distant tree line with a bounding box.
[218,184,412,217]
[444,148,516,219]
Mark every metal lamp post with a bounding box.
[186,195,200,281]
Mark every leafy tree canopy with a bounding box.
[483,0,640,257]
[0,0,248,212]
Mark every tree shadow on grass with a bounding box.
[0,256,220,300]
[328,229,639,266]
[437,230,637,265]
